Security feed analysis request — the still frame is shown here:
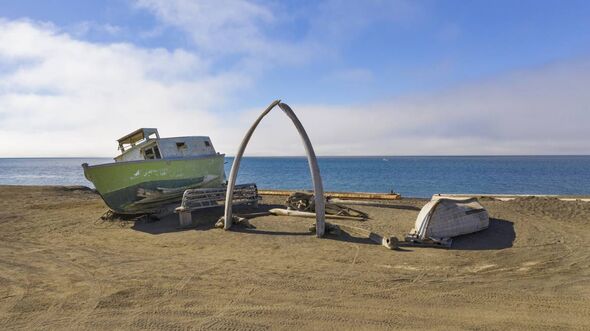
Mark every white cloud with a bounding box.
[0,19,247,157]
[0,9,588,158]
[134,0,303,61]
[308,0,422,41]
[67,21,122,38]
[134,0,421,67]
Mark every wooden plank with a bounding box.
[259,189,401,200]
[328,198,400,207]
[434,193,590,202]
[268,208,366,221]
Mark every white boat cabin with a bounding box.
[114,128,217,162]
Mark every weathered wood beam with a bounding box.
[268,208,365,221]
[259,190,400,200]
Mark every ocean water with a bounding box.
[0,156,589,198]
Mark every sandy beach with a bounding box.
[1,185,589,330]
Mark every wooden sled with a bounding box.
[175,183,259,227]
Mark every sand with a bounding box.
[1,185,589,330]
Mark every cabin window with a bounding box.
[204,141,211,147]
[176,142,186,149]
[143,146,161,160]
[144,149,155,159]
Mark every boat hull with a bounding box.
[83,154,225,214]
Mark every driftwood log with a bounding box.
[268,208,366,221]
[328,198,400,208]
[259,190,401,200]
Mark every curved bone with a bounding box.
[223,100,326,237]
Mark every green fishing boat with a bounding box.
[82,128,225,214]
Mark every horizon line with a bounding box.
[1,154,590,159]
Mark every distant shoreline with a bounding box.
[1,155,590,159]
[2,156,590,198]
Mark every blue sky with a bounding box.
[0,0,589,156]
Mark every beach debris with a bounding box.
[269,208,366,221]
[175,183,259,226]
[215,216,254,229]
[286,192,369,219]
[327,198,402,209]
[259,189,400,200]
[97,210,153,227]
[223,100,326,237]
[309,222,397,250]
[405,198,489,248]
[235,211,273,218]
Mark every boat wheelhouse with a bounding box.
[114,128,217,162]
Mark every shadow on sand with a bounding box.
[130,205,221,234]
[451,218,515,250]
[130,204,283,235]
[131,205,515,251]
[231,217,517,251]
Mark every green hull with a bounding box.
[83,154,225,214]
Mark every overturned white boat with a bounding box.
[406,198,489,247]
